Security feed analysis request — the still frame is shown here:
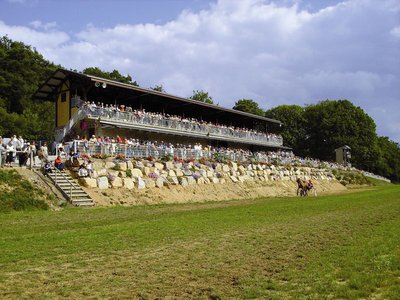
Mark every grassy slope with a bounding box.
[0,185,399,299]
[0,169,49,212]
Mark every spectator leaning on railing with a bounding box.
[66,136,346,170]
[79,101,283,145]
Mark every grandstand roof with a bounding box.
[33,69,282,128]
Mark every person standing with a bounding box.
[40,142,49,165]
[5,143,14,167]
[0,136,4,167]
[28,142,37,167]
[19,142,30,167]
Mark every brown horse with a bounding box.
[296,178,308,196]
[296,178,317,197]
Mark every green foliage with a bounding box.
[265,104,306,153]
[83,67,138,86]
[190,89,213,104]
[233,99,264,116]
[303,100,379,170]
[125,168,132,178]
[151,84,166,92]
[0,169,49,212]
[161,154,173,162]
[213,152,228,163]
[112,164,122,171]
[0,36,58,114]
[372,137,400,183]
[267,100,400,182]
[0,36,58,140]
[331,169,370,186]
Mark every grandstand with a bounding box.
[34,69,286,151]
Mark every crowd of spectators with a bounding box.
[65,135,342,169]
[0,135,49,168]
[0,132,344,173]
[80,101,283,145]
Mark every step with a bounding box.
[75,202,95,207]
[49,175,74,180]
[49,177,75,182]
[70,193,90,198]
[57,182,80,187]
[72,199,95,205]
[69,190,87,194]
[72,198,93,202]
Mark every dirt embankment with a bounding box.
[10,167,347,207]
[84,179,347,206]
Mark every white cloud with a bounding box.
[390,25,400,38]
[0,21,69,51]
[29,20,57,31]
[7,0,26,3]
[0,0,399,141]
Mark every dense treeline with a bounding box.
[0,36,399,182]
[0,36,58,140]
[263,101,400,182]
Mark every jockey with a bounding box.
[307,180,314,190]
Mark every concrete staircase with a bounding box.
[47,168,95,207]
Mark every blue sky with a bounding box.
[1,0,399,143]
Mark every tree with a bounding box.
[190,90,213,104]
[83,67,138,86]
[303,100,379,169]
[0,36,57,140]
[373,137,400,182]
[151,84,166,92]
[265,105,306,153]
[0,35,57,114]
[233,99,264,116]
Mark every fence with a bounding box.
[64,140,330,168]
[82,106,283,146]
[65,140,256,162]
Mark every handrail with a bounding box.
[55,109,87,142]
[52,167,80,200]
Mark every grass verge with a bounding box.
[0,185,399,299]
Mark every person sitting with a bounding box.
[78,162,88,177]
[44,161,53,174]
[86,160,94,178]
[54,156,65,171]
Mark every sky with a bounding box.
[0,0,399,143]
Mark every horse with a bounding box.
[296,178,308,197]
[296,178,318,197]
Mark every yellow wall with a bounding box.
[56,82,70,127]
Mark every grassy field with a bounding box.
[0,185,399,299]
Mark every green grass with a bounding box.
[0,169,49,212]
[0,185,399,299]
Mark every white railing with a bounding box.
[363,171,391,183]
[66,140,316,166]
[82,106,283,146]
